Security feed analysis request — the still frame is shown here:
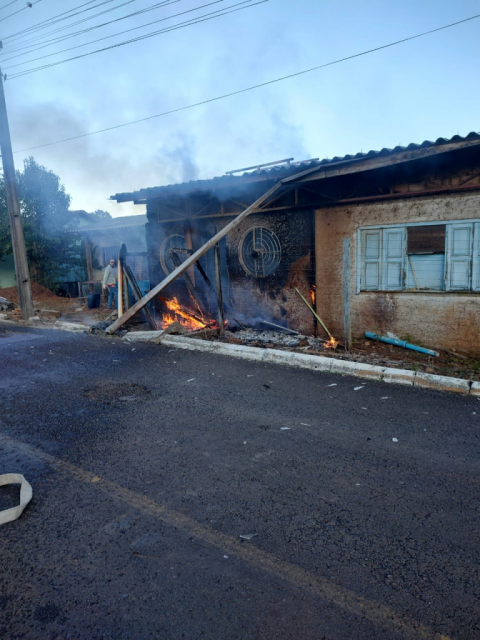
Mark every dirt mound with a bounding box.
[0,282,62,304]
[0,282,78,312]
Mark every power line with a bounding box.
[2,0,213,67]
[13,11,480,154]
[1,0,180,60]
[0,0,43,24]
[7,0,261,77]
[1,0,117,42]
[2,0,160,54]
[0,0,20,13]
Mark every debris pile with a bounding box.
[224,328,334,351]
[0,296,15,312]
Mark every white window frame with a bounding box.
[357,219,480,293]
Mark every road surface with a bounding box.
[0,323,478,639]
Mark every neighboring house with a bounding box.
[70,213,149,297]
[110,131,478,354]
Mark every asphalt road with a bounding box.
[0,323,479,640]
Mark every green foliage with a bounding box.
[0,157,85,290]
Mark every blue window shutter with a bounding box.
[382,228,405,290]
[473,223,480,291]
[406,254,445,290]
[446,223,473,291]
[361,230,381,290]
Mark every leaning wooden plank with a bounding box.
[123,264,157,330]
[295,287,333,340]
[106,181,284,334]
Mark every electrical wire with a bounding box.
[14,0,138,46]
[12,11,480,153]
[1,0,118,42]
[0,0,43,24]
[2,0,163,55]
[2,0,215,67]
[1,0,181,60]
[0,0,20,13]
[7,0,260,77]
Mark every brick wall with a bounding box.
[315,191,480,354]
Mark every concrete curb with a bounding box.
[54,320,92,333]
[160,335,478,397]
[4,318,476,397]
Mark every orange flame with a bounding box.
[310,285,316,306]
[325,336,338,349]
[161,297,209,331]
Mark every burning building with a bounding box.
[112,158,319,335]
[110,132,480,355]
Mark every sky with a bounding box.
[0,0,478,217]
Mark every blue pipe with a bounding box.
[365,332,439,357]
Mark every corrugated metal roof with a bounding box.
[70,214,147,233]
[110,132,480,203]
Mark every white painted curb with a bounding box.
[160,335,477,396]
[54,321,91,333]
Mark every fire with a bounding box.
[326,336,338,349]
[310,285,316,306]
[161,296,209,331]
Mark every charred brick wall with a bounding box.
[146,210,316,334]
[226,210,315,334]
[315,191,480,354]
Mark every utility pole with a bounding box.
[0,68,34,319]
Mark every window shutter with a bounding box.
[361,230,381,290]
[382,228,405,290]
[445,223,473,291]
[473,223,480,292]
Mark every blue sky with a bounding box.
[0,0,478,216]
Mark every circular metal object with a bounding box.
[159,234,186,275]
[239,227,281,277]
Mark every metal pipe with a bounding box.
[365,332,439,357]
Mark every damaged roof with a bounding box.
[110,131,480,203]
[70,214,147,233]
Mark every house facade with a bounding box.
[111,132,480,354]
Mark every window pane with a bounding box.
[385,261,402,288]
[385,232,403,258]
[451,228,471,256]
[450,260,470,288]
[365,262,380,289]
[406,254,444,290]
[364,232,380,259]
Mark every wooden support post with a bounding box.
[106,181,284,334]
[84,236,94,294]
[214,226,225,336]
[123,271,129,311]
[117,254,124,317]
[343,237,352,351]
[123,264,157,330]
[0,72,34,320]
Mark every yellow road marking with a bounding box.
[1,433,453,640]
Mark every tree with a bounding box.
[91,209,112,220]
[0,157,85,290]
